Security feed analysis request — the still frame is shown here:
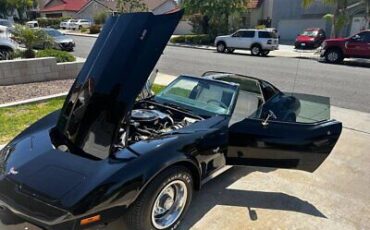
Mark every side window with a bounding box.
[261,81,278,101]
[258,31,271,38]
[363,32,370,42]
[241,31,255,38]
[232,31,241,37]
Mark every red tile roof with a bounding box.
[247,0,263,9]
[40,0,89,12]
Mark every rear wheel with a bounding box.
[325,49,343,64]
[251,44,262,56]
[124,166,193,230]
[79,25,82,30]
[216,42,226,53]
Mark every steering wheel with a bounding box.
[207,99,228,109]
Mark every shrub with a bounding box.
[93,12,108,25]
[170,34,212,45]
[89,24,101,34]
[36,49,76,63]
[11,25,53,58]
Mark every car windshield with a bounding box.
[302,30,318,37]
[45,29,63,37]
[154,76,237,116]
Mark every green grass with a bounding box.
[0,85,166,145]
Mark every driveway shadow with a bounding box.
[179,166,326,229]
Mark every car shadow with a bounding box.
[213,51,275,58]
[179,166,326,229]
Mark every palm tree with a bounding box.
[302,0,349,38]
[12,25,53,58]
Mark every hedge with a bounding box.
[170,35,212,45]
[89,24,101,34]
[36,49,76,63]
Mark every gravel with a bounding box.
[0,79,74,104]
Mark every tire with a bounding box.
[79,25,82,30]
[216,42,226,53]
[251,44,262,56]
[124,166,193,230]
[261,50,270,56]
[0,48,13,61]
[324,48,343,64]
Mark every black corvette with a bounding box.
[0,10,342,230]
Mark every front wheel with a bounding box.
[124,166,193,230]
[216,42,226,53]
[325,49,343,64]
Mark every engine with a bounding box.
[118,108,199,146]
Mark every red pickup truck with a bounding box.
[320,30,370,63]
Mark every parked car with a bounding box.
[0,19,13,29]
[0,37,16,60]
[320,30,370,63]
[0,10,342,230]
[69,19,92,30]
[34,28,75,51]
[215,29,279,56]
[295,28,326,49]
[60,19,77,30]
[25,20,39,28]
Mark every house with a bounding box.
[39,0,178,20]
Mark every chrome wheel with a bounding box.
[217,43,226,53]
[327,51,338,62]
[151,180,188,229]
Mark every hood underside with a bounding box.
[55,10,183,158]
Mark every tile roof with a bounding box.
[41,0,89,12]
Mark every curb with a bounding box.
[0,92,68,108]
[62,31,99,38]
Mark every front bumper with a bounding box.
[295,41,319,49]
[0,199,127,230]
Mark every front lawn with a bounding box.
[0,85,165,145]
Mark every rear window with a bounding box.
[258,31,278,38]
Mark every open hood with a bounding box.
[55,10,183,158]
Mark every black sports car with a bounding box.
[0,10,342,230]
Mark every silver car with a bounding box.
[35,28,75,51]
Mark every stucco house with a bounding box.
[245,0,369,42]
[39,0,177,20]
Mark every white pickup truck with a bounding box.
[214,29,279,56]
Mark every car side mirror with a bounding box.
[262,110,277,127]
[352,35,361,41]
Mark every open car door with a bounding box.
[227,117,342,172]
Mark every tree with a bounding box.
[183,0,248,38]
[0,0,36,20]
[116,0,148,13]
[12,25,53,58]
[302,0,349,38]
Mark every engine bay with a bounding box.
[116,101,202,148]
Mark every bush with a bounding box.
[89,24,101,34]
[36,49,76,63]
[37,17,71,28]
[93,12,108,25]
[170,35,212,45]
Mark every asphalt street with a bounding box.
[70,35,370,113]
